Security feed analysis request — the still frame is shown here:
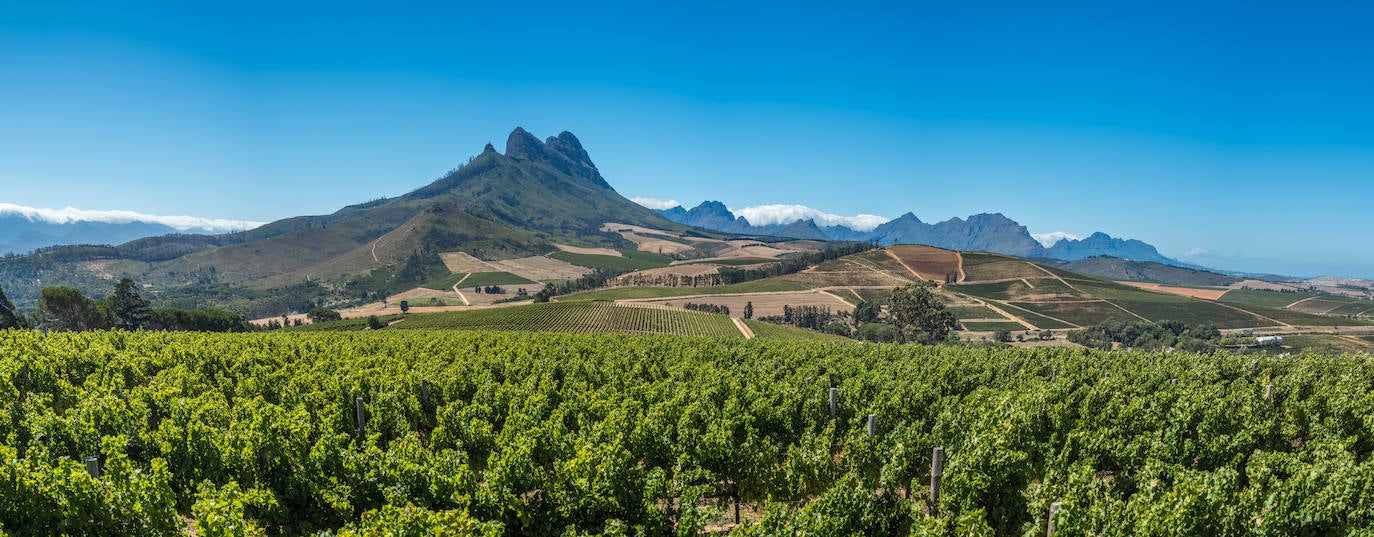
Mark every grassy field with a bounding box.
[741,319,855,342]
[559,278,809,301]
[950,305,1000,319]
[854,288,894,304]
[421,271,535,290]
[1009,300,1141,327]
[988,301,1078,329]
[959,253,1046,281]
[951,278,1081,301]
[961,321,1027,332]
[1218,289,1319,309]
[617,248,675,264]
[393,302,743,338]
[549,251,671,272]
[1277,334,1374,354]
[1224,305,1367,327]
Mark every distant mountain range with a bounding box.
[0,216,182,256]
[0,205,262,256]
[656,201,1183,265]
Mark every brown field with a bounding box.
[960,254,1047,282]
[886,245,963,281]
[601,222,700,254]
[439,252,501,273]
[554,244,622,257]
[620,290,854,319]
[601,221,821,259]
[438,251,592,282]
[1121,281,1229,301]
[491,255,592,281]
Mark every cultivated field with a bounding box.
[553,243,622,257]
[886,244,964,281]
[8,330,1374,534]
[393,301,745,338]
[1121,281,1229,300]
[620,289,856,319]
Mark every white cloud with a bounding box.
[732,204,890,232]
[630,197,682,210]
[1031,231,1081,247]
[1182,247,1210,257]
[0,203,264,232]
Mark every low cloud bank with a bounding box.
[630,197,682,210]
[0,203,264,232]
[1031,231,1082,247]
[733,204,889,231]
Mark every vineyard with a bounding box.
[3,330,1374,535]
[392,302,743,339]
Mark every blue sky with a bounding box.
[1,1,1371,277]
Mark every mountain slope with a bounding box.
[1041,256,1242,287]
[0,128,687,313]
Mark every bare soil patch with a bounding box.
[554,244,622,257]
[492,255,593,281]
[439,252,501,273]
[887,245,962,281]
[1121,281,1228,301]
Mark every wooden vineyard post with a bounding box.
[356,397,367,432]
[1048,501,1063,535]
[867,414,877,440]
[421,379,430,407]
[84,456,99,478]
[1265,384,1273,409]
[930,446,943,513]
[829,387,837,418]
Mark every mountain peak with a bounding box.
[482,142,497,154]
[505,127,546,160]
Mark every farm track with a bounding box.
[732,318,755,339]
[1286,296,1321,309]
[885,249,923,280]
[451,273,472,306]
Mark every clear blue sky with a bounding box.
[1,1,1371,277]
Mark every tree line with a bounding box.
[0,279,249,333]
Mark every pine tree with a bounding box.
[111,278,153,330]
[0,283,27,329]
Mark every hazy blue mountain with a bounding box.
[0,215,188,255]
[1045,232,1179,264]
[865,212,1047,257]
[656,201,1196,265]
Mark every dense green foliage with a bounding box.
[1068,320,1221,351]
[0,284,26,330]
[5,330,1373,534]
[888,281,959,344]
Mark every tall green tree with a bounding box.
[37,286,112,332]
[887,281,958,344]
[110,278,153,330]
[0,283,27,329]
